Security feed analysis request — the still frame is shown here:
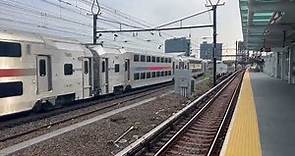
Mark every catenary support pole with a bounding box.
[235,41,238,71]
[93,14,97,44]
[212,5,217,86]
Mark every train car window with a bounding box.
[0,81,23,98]
[168,71,172,75]
[140,55,146,62]
[115,64,120,72]
[102,61,105,72]
[156,57,160,63]
[165,71,168,76]
[152,72,156,78]
[147,56,151,62]
[84,61,89,74]
[161,71,164,76]
[140,73,146,79]
[125,61,128,71]
[156,71,160,77]
[152,56,156,62]
[64,64,73,75]
[0,41,21,57]
[165,58,168,63]
[168,58,172,63]
[134,73,140,80]
[134,55,139,62]
[161,57,164,63]
[39,59,46,77]
[147,72,151,79]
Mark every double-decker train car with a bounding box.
[0,32,178,117]
[170,55,206,78]
[87,45,174,94]
[126,50,174,89]
[203,60,230,77]
[0,32,94,116]
[183,57,205,78]
[0,31,218,117]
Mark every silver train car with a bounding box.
[1,32,196,117]
[203,60,232,76]
[0,32,94,116]
[87,45,174,94]
[181,57,205,78]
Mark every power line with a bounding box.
[3,0,163,46]
[0,0,211,52]
[97,24,213,33]
[155,9,212,28]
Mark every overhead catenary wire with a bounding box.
[155,9,213,28]
[97,24,213,33]
[0,0,212,52]
[0,3,93,34]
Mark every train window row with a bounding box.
[38,61,74,76]
[0,41,21,57]
[134,55,171,63]
[101,62,120,73]
[134,71,172,80]
[115,64,120,73]
[64,64,73,75]
[0,81,23,98]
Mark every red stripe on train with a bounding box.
[146,67,172,71]
[0,69,35,77]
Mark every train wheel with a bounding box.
[32,101,43,112]
[124,85,132,92]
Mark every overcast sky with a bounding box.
[0,0,243,58]
[100,0,243,49]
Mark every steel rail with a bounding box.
[206,71,244,156]
[0,83,173,143]
[115,71,240,156]
[153,71,239,156]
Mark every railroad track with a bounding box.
[0,82,173,143]
[116,70,244,156]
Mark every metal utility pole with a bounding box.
[212,5,217,86]
[93,14,98,44]
[206,2,224,86]
[91,0,100,45]
[235,41,238,71]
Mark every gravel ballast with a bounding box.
[3,78,211,156]
[11,93,188,156]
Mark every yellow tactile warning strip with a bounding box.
[220,71,262,156]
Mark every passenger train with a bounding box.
[0,32,212,117]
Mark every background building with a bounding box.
[200,41,222,60]
[165,37,191,56]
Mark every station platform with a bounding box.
[221,71,295,156]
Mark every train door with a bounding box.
[179,62,184,69]
[37,56,51,93]
[124,59,130,84]
[82,58,91,98]
[172,62,175,74]
[101,58,109,94]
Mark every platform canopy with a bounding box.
[240,0,295,51]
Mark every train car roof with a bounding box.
[89,45,176,58]
[89,45,124,55]
[0,30,81,44]
[0,30,90,54]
